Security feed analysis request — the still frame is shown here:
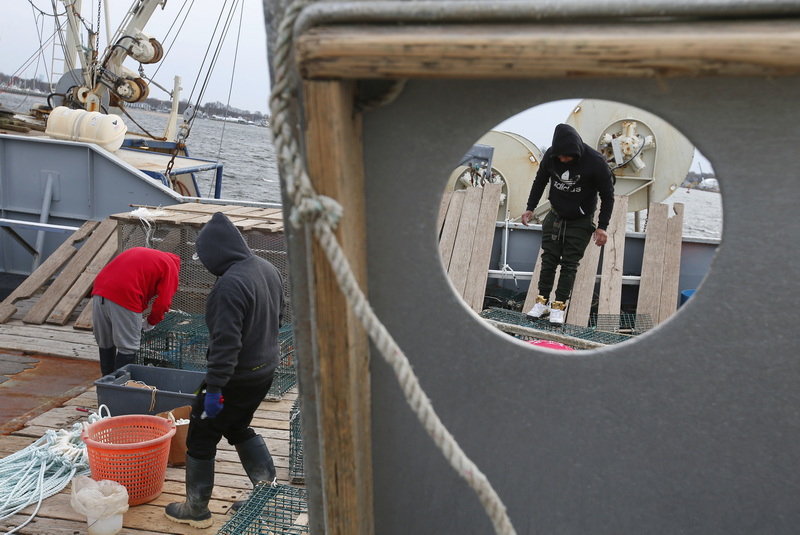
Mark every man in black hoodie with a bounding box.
[166,212,285,528]
[521,123,615,324]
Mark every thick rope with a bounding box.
[269,2,516,533]
[0,411,106,534]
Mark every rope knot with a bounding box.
[290,194,343,229]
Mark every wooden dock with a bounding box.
[0,321,302,534]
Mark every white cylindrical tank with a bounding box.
[447,130,544,221]
[46,106,128,152]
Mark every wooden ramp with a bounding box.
[521,198,683,327]
[439,184,503,312]
[0,203,287,332]
[0,219,118,330]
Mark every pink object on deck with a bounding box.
[526,339,575,351]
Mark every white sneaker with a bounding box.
[526,295,550,318]
[549,301,566,324]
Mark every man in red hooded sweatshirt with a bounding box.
[91,247,181,376]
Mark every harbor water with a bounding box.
[2,93,722,240]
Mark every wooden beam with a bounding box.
[303,80,374,535]
[438,190,466,272]
[447,186,483,296]
[298,21,800,80]
[637,203,669,325]
[597,195,629,317]
[46,231,118,326]
[658,203,685,324]
[463,183,503,312]
[565,213,601,327]
[23,219,117,325]
[0,221,99,323]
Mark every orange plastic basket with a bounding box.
[82,415,176,505]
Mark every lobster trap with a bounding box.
[137,311,208,371]
[135,315,297,400]
[117,203,297,399]
[216,483,309,535]
[112,203,292,325]
[289,399,304,484]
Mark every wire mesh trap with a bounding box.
[136,317,297,400]
[137,311,208,371]
[217,483,309,535]
[480,308,653,347]
[289,399,304,484]
[118,216,292,325]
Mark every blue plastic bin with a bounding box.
[679,289,695,306]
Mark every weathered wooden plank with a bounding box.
[46,231,119,325]
[18,492,228,533]
[658,203,684,324]
[0,332,96,359]
[23,219,118,325]
[597,195,629,317]
[437,189,465,272]
[73,297,94,330]
[0,321,98,345]
[0,435,36,457]
[566,214,602,327]
[637,203,670,324]
[463,183,503,311]
[522,247,544,314]
[0,221,99,323]
[438,191,453,238]
[303,79,374,535]
[448,186,483,296]
[298,21,800,80]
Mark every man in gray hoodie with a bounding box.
[166,212,285,528]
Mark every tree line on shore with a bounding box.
[1,72,268,123]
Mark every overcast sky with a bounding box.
[2,0,271,113]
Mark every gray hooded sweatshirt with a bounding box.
[195,212,285,393]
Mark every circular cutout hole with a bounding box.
[440,98,721,349]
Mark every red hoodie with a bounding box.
[92,247,181,325]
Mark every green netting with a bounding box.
[137,311,208,370]
[216,483,308,535]
[267,326,298,401]
[289,399,304,484]
[480,308,652,346]
[136,314,297,399]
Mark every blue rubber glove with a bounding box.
[203,392,224,419]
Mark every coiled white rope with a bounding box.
[0,408,108,534]
[269,2,516,533]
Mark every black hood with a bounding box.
[195,212,252,276]
[550,123,584,160]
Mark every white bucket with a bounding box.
[86,513,123,535]
[45,106,127,152]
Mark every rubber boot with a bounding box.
[98,346,117,376]
[165,454,215,528]
[114,352,135,371]
[231,434,277,511]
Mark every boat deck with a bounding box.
[0,321,302,534]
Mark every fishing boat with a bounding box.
[0,0,269,280]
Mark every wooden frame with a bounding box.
[289,16,800,535]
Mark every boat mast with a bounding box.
[58,0,166,112]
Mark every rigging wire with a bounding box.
[149,0,194,83]
[208,0,245,197]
